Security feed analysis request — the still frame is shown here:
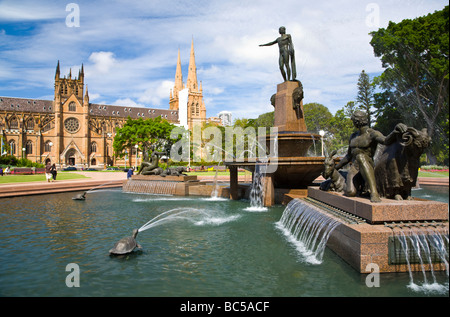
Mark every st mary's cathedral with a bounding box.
[0,40,207,169]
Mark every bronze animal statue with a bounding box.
[109,229,142,255]
[320,150,345,192]
[374,127,431,200]
[161,166,188,177]
[72,192,87,200]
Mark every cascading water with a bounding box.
[276,198,341,264]
[123,179,177,195]
[245,159,269,212]
[393,225,449,294]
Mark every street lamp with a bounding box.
[22,147,26,159]
[319,130,325,157]
[134,144,139,170]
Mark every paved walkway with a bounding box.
[0,172,127,198]
[0,171,447,199]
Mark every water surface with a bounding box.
[0,186,447,297]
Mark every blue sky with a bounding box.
[0,0,447,119]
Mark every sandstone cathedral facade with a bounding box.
[0,40,207,168]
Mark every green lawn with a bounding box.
[0,172,89,184]
[418,170,449,178]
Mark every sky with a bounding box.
[0,0,447,120]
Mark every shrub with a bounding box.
[0,155,18,166]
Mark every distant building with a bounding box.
[207,117,222,126]
[218,111,232,126]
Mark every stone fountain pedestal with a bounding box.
[123,175,199,196]
[123,174,231,198]
[226,80,325,206]
[286,187,449,273]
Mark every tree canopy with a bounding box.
[113,116,177,158]
[370,5,449,164]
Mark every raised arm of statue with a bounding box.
[259,39,278,47]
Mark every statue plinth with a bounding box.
[274,81,307,132]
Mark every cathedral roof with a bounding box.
[88,103,178,121]
[0,96,53,113]
[0,96,179,122]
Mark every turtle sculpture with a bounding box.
[72,192,87,200]
[109,229,142,255]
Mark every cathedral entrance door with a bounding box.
[66,148,76,166]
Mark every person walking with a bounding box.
[0,166,3,176]
[51,163,57,181]
[45,162,53,182]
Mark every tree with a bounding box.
[328,108,354,153]
[344,101,357,118]
[370,6,449,164]
[254,111,274,130]
[303,103,333,133]
[113,116,177,159]
[356,70,375,126]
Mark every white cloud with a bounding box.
[138,80,174,106]
[88,52,117,74]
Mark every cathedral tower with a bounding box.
[170,38,206,129]
[53,61,88,167]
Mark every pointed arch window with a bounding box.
[69,102,76,112]
[26,141,33,155]
[44,141,53,152]
[26,118,35,130]
[9,140,16,155]
[91,141,97,153]
[9,117,18,129]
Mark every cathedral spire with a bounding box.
[186,37,198,92]
[79,63,84,82]
[55,60,60,79]
[174,48,184,94]
[84,84,89,104]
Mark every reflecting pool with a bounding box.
[0,185,448,297]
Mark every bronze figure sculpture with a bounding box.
[137,150,166,175]
[292,84,304,118]
[334,110,407,202]
[260,26,297,82]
